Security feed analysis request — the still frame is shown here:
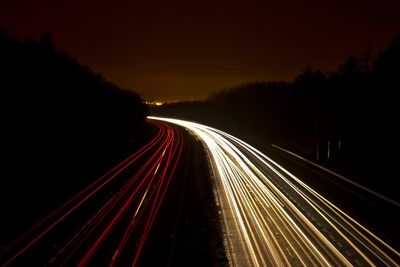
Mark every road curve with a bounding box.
[150,116,400,267]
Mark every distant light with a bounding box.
[144,101,164,106]
[144,100,182,106]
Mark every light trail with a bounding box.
[1,120,185,267]
[150,116,400,267]
[271,144,400,208]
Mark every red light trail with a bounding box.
[1,120,184,267]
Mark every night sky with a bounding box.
[1,0,399,101]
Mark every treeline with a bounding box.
[152,33,400,195]
[0,29,147,243]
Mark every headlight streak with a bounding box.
[149,116,400,267]
[229,133,400,265]
[208,122,400,265]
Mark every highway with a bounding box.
[150,117,400,266]
[0,120,186,266]
[2,116,399,266]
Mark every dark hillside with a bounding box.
[0,30,148,245]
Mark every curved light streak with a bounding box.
[150,116,400,267]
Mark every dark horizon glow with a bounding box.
[1,0,399,101]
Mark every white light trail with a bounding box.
[149,116,400,267]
